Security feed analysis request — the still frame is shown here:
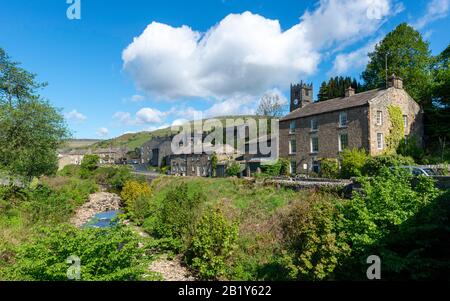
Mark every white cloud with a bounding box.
[65,110,87,123]
[97,127,109,138]
[413,0,449,29]
[113,111,134,125]
[136,107,166,124]
[123,0,393,100]
[329,38,380,76]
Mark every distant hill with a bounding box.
[59,139,102,153]
[88,115,271,151]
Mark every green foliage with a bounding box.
[320,158,339,178]
[260,159,290,177]
[362,23,432,102]
[190,209,238,280]
[0,48,69,180]
[280,198,350,280]
[386,105,405,154]
[120,180,152,224]
[5,225,144,281]
[57,164,81,177]
[226,162,241,177]
[279,158,291,176]
[211,153,218,177]
[397,137,425,163]
[363,154,415,176]
[340,148,368,178]
[94,166,133,191]
[317,76,365,102]
[80,155,99,179]
[143,183,205,252]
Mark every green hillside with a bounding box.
[90,115,270,151]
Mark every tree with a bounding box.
[362,23,432,103]
[211,152,218,177]
[80,154,99,178]
[0,48,69,180]
[256,93,284,117]
[317,76,364,102]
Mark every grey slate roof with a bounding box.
[281,88,385,121]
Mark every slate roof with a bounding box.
[281,88,385,121]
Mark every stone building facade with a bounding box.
[140,136,174,167]
[280,75,423,174]
[169,153,212,177]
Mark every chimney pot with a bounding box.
[388,74,403,89]
[345,86,355,98]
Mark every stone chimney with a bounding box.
[345,86,355,98]
[388,74,403,89]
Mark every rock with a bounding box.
[149,255,195,281]
[70,192,122,227]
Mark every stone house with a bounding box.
[280,75,423,174]
[140,136,174,167]
[169,153,212,177]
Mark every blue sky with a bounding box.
[0,0,448,139]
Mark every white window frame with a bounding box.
[403,115,408,130]
[339,111,348,127]
[290,161,297,174]
[310,118,318,131]
[289,120,296,134]
[377,133,384,150]
[339,133,348,152]
[289,139,297,155]
[376,110,383,125]
[310,136,319,153]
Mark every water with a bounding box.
[83,210,122,229]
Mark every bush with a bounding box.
[190,209,238,280]
[94,166,133,191]
[5,225,144,280]
[397,137,425,162]
[261,159,291,177]
[363,154,415,176]
[280,198,350,280]
[120,180,152,224]
[80,155,99,179]
[143,183,205,252]
[320,158,339,179]
[57,164,81,177]
[340,148,368,178]
[226,162,242,177]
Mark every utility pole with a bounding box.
[385,52,388,88]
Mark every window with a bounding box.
[289,120,296,133]
[311,118,318,131]
[289,139,297,154]
[377,133,384,150]
[339,133,348,152]
[311,136,319,153]
[376,111,383,125]
[339,112,348,127]
[312,161,320,173]
[403,115,408,129]
[290,161,297,175]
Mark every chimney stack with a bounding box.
[345,86,355,98]
[388,74,403,89]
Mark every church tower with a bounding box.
[290,82,313,112]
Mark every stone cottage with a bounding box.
[280,75,424,174]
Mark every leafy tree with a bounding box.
[226,162,241,177]
[317,76,364,101]
[256,93,284,117]
[362,23,432,103]
[211,152,218,177]
[80,155,99,178]
[121,180,152,223]
[0,48,69,179]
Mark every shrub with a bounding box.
[5,225,144,280]
[226,162,241,177]
[320,158,339,178]
[57,164,81,177]
[121,180,152,224]
[340,148,368,178]
[94,166,133,191]
[386,105,405,154]
[144,183,205,252]
[363,154,415,176]
[397,137,425,163]
[190,209,238,280]
[280,198,350,280]
[80,155,100,178]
